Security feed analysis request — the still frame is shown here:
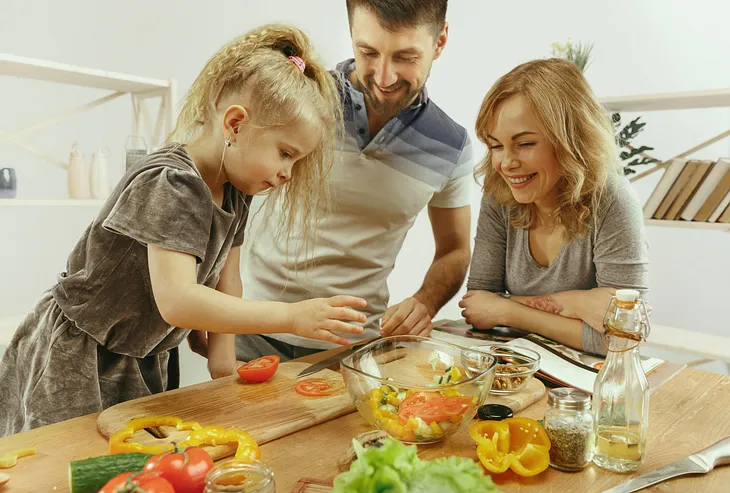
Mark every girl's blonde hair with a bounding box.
[168,24,342,260]
[474,58,622,241]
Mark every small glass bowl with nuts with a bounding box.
[461,344,540,395]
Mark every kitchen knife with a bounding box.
[297,339,378,378]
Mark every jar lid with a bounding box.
[547,388,591,411]
[616,289,640,302]
[477,404,513,421]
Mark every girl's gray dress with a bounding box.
[0,145,251,436]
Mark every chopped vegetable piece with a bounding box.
[236,355,280,383]
[296,378,338,397]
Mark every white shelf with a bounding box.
[0,53,170,94]
[645,219,730,232]
[600,88,730,112]
[0,199,105,207]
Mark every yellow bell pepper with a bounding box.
[469,417,551,477]
[109,416,202,454]
[179,426,261,460]
[0,447,36,468]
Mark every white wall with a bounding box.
[2,1,729,385]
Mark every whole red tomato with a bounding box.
[98,471,174,493]
[144,445,214,493]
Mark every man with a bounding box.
[234,0,474,361]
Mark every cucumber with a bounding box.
[68,452,153,493]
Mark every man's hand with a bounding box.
[208,358,236,379]
[380,297,434,337]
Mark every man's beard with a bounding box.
[354,76,423,120]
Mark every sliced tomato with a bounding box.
[295,378,337,397]
[441,396,473,418]
[397,392,449,424]
[98,471,174,493]
[237,355,280,383]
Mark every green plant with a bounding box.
[551,39,594,72]
[551,39,659,175]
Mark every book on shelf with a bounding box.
[681,158,730,221]
[719,202,730,223]
[708,190,730,222]
[431,319,666,395]
[663,159,714,220]
[643,158,688,218]
[652,160,699,218]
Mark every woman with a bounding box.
[459,58,649,356]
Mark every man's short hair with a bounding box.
[346,0,448,36]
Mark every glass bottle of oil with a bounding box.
[592,289,651,473]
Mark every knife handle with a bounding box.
[695,436,730,469]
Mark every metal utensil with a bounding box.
[297,339,378,378]
[601,436,730,492]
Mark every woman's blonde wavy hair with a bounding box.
[474,58,622,241]
[168,24,342,261]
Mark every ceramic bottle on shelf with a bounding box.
[89,145,111,199]
[68,142,91,199]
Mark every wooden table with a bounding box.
[1,355,729,492]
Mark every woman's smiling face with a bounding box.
[487,94,561,208]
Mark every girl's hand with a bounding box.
[458,290,514,330]
[287,296,368,345]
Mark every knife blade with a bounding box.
[297,339,378,378]
[601,436,730,493]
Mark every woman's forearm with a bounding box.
[511,288,614,331]
[504,302,584,350]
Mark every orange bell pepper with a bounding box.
[469,417,551,477]
[109,416,202,454]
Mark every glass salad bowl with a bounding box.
[340,335,497,444]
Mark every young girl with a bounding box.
[459,58,649,355]
[0,24,368,436]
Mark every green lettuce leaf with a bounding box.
[332,438,500,493]
[411,455,500,493]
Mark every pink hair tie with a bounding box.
[288,55,306,73]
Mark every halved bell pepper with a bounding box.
[469,417,551,477]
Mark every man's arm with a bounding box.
[381,205,471,336]
[206,247,243,378]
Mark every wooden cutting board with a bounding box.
[97,362,356,460]
[483,377,545,412]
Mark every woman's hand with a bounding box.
[458,290,515,330]
[287,296,368,345]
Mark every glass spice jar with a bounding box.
[544,388,594,472]
[204,458,276,493]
